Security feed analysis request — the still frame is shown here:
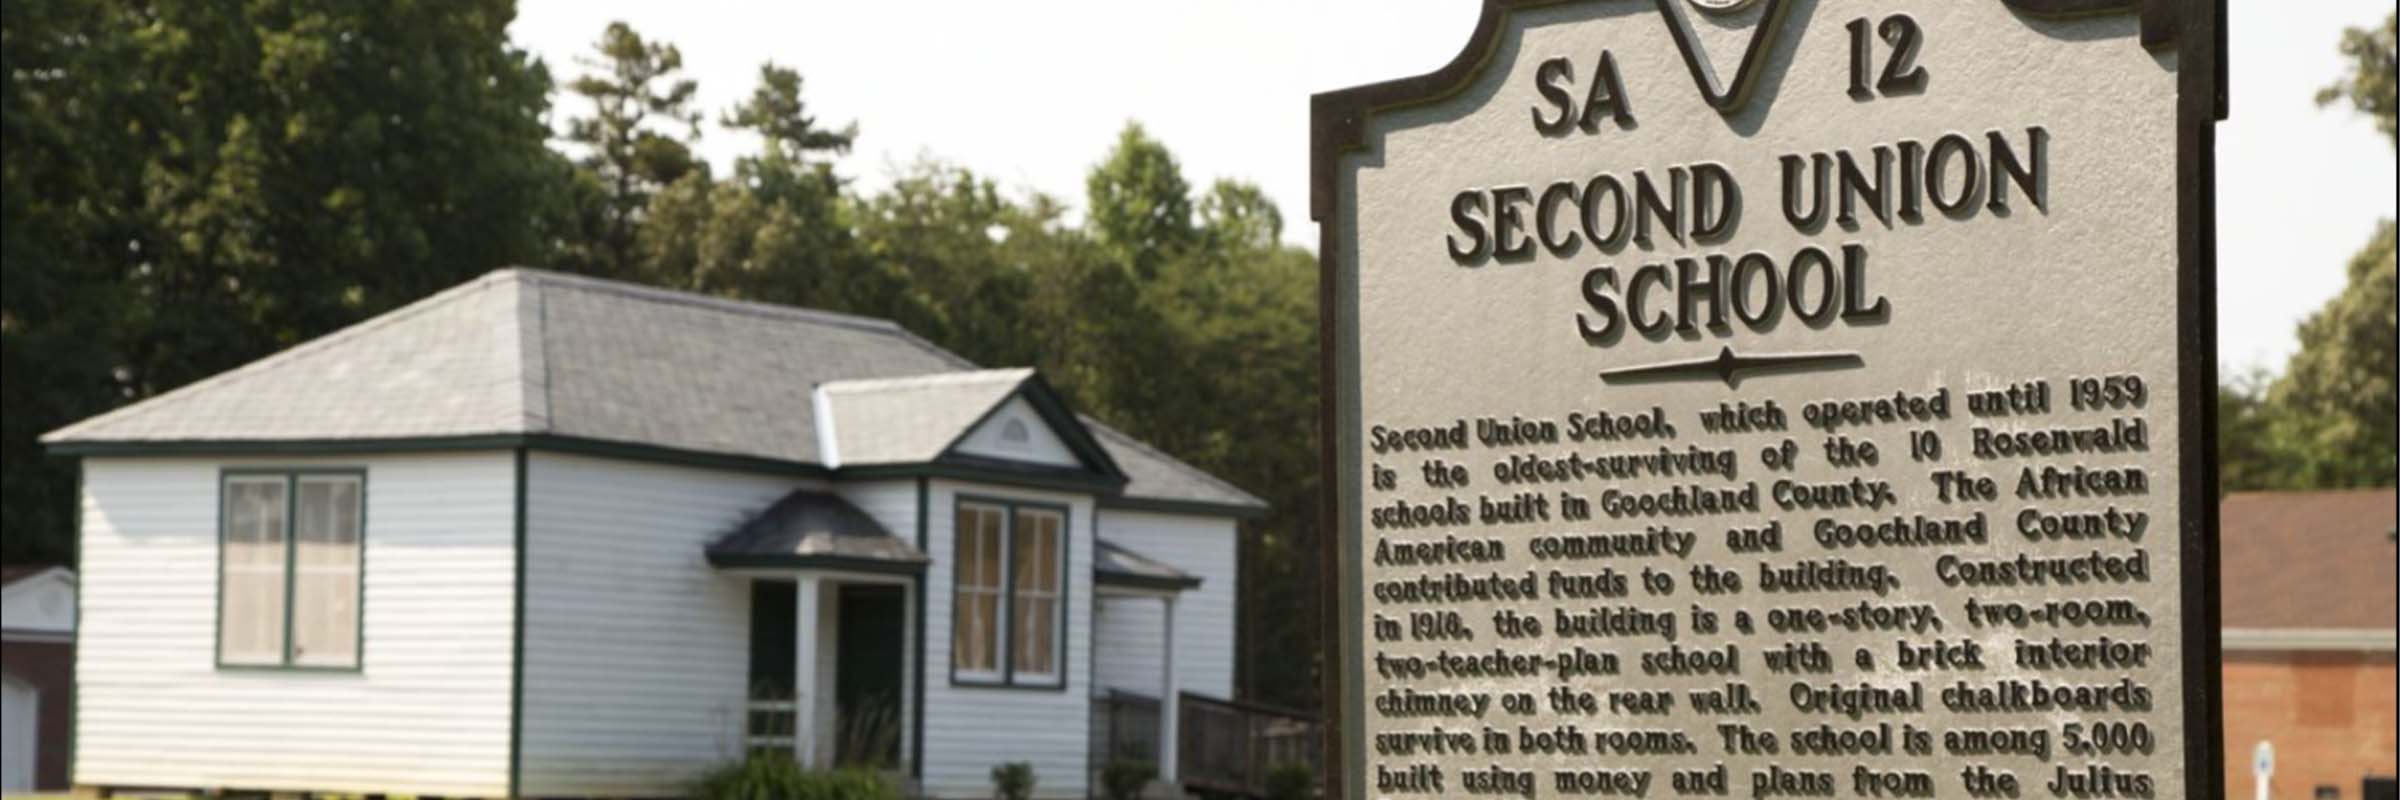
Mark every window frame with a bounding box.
[216,467,368,672]
[948,494,1070,690]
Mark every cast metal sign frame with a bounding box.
[1308,1,2226,797]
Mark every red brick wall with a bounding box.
[2222,650,2398,800]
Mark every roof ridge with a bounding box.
[501,266,982,371]
[507,267,907,335]
[819,367,1033,393]
[522,271,554,433]
[1081,414,1267,507]
[42,271,521,442]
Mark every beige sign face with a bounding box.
[1316,2,2219,799]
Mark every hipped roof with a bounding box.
[706,490,926,572]
[2219,488,2395,632]
[43,268,1264,513]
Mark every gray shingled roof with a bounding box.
[817,369,1034,467]
[1093,539,1202,591]
[43,268,1265,512]
[707,490,927,570]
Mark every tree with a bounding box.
[2317,12,2395,147]
[2262,222,2397,487]
[1198,179,1286,251]
[2221,12,2399,492]
[2270,11,2400,487]
[634,63,902,311]
[1,0,569,564]
[1084,123,1195,278]
[562,21,703,278]
[721,64,857,168]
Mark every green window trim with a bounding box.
[215,467,368,672]
[948,494,1070,691]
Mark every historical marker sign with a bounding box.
[1312,2,2223,799]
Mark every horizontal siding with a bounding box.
[1092,511,1239,701]
[921,480,1094,799]
[74,454,514,796]
[519,452,812,797]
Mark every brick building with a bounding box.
[2219,488,2397,800]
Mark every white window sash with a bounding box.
[1009,509,1065,683]
[291,475,363,667]
[219,472,363,669]
[955,503,1009,681]
[220,476,290,666]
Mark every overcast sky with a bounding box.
[512,1,2395,375]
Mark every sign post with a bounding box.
[1312,2,2224,798]
[2254,741,2274,800]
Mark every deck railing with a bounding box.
[1176,692,1321,797]
[747,693,799,757]
[1090,689,1164,766]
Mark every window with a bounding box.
[953,503,1005,677]
[1010,509,1061,679]
[220,471,363,669]
[951,498,1067,687]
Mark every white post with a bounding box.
[901,583,917,775]
[1158,594,1180,785]
[794,574,822,767]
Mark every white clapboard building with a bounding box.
[42,269,1264,799]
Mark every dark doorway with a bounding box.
[835,584,906,768]
[749,580,797,697]
[2364,777,2396,800]
[746,580,799,756]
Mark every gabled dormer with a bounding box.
[812,368,1128,492]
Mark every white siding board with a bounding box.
[920,479,1094,799]
[1092,511,1239,701]
[74,453,515,797]
[519,452,813,797]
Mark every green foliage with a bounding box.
[1100,759,1156,800]
[2220,23,2399,493]
[833,697,902,769]
[2317,13,2396,147]
[1085,123,1196,278]
[2246,223,2397,489]
[562,21,704,277]
[1265,762,1317,800]
[2214,369,2281,494]
[990,761,1036,800]
[637,63,878,308]
[723,64,857,165]
[1,0,568,564]
[694,753,898,800]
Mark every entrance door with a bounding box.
[834,584,905,768]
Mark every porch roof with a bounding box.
[706,489,927,575]
[1093,539,1203,592]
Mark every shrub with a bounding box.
[1264,762,1315,800]
[696,753,899,800]
[1101,759,1157,800]
[992,761,1037,800]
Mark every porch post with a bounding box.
[1158,594,1180,784]
[794,573,822,767]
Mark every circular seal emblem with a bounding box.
[1690,0,1759,13]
